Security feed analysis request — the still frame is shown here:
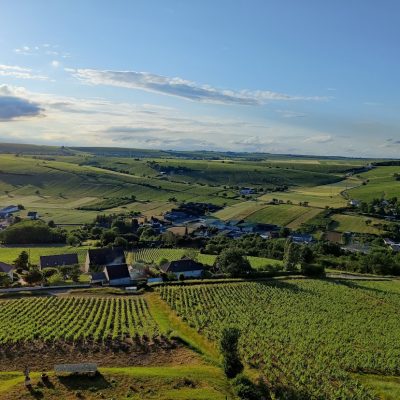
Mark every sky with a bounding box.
[0,0,399,157]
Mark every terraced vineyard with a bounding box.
[159,279,400,399]
[0,297,159,343]
[129,248,282,269]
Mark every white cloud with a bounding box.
[51,60,60,68]
[0,64,48,81]
[14,44,70,59]
[304,134,333,144]
[67,68,328,106]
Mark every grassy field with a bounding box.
[159,279,400,399]
[0,245,89,265]
[347,166,400,201]
[0,365,233,400]
[129,248,282,269]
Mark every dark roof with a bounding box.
[88,247,126,266]
[105,264,130,280]
[40,253,79,268]
[162,258,204,273]
[91,272,106,281]
[27,211,37,216]
[0,261,14,274]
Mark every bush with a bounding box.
[232,375,264,400]
[301,263,326,277]
[220,327,243,378]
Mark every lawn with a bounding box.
[0,245,89,265]
[331,213,388,234]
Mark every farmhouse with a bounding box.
[27,211,39,220]
[40,253,79,269]
[0,261,14,280]
[0,205,19,218]
[290,233,314,244]
[161,257,204,278]
[90,271,107,285]
[84,247,126,272]
[104,264,131,286]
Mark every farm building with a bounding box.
[40,253,79,269]
[290,233,314,244]
[84,247,126,272]
[90,272,107,285]
[240,187,255,195]
[0,261,14,280]
[161,257,204,278]
[27,211,39,220]
[104,264,131,286]
[0,205,19,218]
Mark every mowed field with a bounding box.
[331,213,389,234]
[0,245,89,265]
[214,202,322,229]
[347,166,400,201]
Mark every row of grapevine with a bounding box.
[158,279,400,399]
[0,297,159,343]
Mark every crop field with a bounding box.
[347,166,400,202]
[331,213,389,234]
[0,297,159,343]
[0,245,89,265]
[159,279,400,399]
[129,248,282,269]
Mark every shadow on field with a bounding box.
[58,372,110,391]
[328,279,400,297]
[255,279,314,294]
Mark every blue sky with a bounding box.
[0,0,399,157]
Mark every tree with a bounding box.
[114,236,128,249]
[220,327,244,378]
[24,268,43,285]
[215,248,252,277]
[47,220,56,228]
[0,272,12,287]
[67,234,80,247]
[14,251,29,270]
[283,240,300,271]
[178,273,185,282]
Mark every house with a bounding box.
[27,211,39,220]
[0,261,14,280]
[290,233,314,244]
[84,247,126,272]
[161,257,204,278]
[0,205,19,218]
[40,253,79,269]
[90,272,107,285]
[240,187,255,195]
[348,200,360,207]
[103,264,131,286]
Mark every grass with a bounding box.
[356,374,400,400]
[0,245,89,265]
[331,213,388,234]
[0,366,233,400]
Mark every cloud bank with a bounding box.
[68,68,327,105]
[0,64,48,81]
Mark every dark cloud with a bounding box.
[0,96,43,121]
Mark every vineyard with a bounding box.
[129,248,282,269]
[158,279,400,399]
[0,297,159,343]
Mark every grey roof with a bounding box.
[40,253,79,268]
[162,257,204,273]
[105,264,130,280]
[0,261,14,274]
[91,272,106,281]
[88,247,126,266]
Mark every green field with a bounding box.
[129,248,282,269]
[331,213,389,234]
[0,297,158,342]
[347,166,400,201]
[0,245,89,265]
[159,279,400,399]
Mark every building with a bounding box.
[27,211,39,220]
[240,187,255,195]
[40,253,79,269]
[104,264,131,286]
[90,272,107,285]
[290,233,314,244]
[161,257,204,278]
[84,247,126,272]
[0,261,14,280]
[0,205,19,218]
